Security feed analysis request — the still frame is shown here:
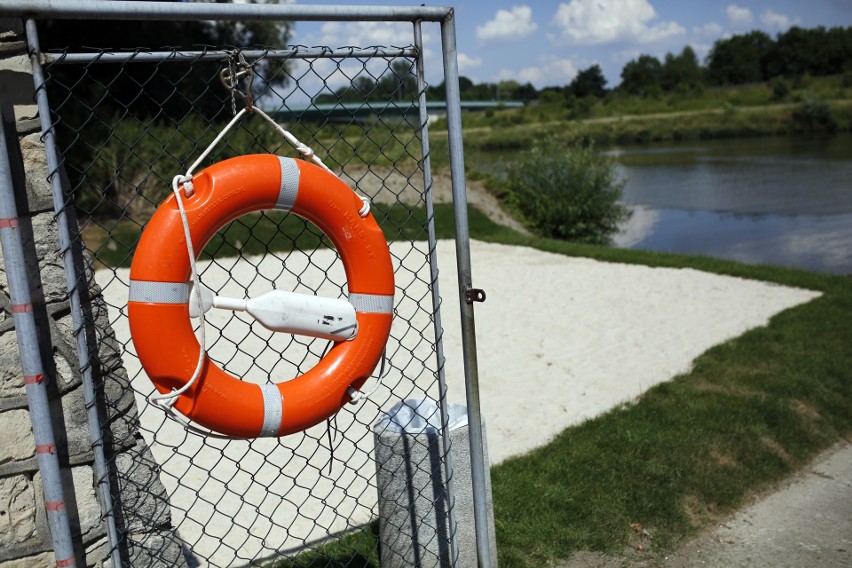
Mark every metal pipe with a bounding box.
[414,20,459,567]
[25,19,124,568]
[440,10,494,568]
[0,108,78,568]
[46,47,418,65]
[0,1,450,22]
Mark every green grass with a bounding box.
[266,523,381,568]
[488,241,852,566]
[83,202,518,269]
[250,224,851,567]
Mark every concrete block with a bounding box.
[57,383,96,459]
[70,465,101,538]
[0,18,24,38]
[0,215,65,307]
[128,531,190,568]
[0,409,34,463]
[0,329,26,399]
[0,54,36,119]
[114,439,172,533]
[0,474,37,548]
[0,551,56,568]
[374,399,497,568]
[84,536,110,568]
[19,133,57,214]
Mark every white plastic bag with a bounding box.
[375,398,468,433]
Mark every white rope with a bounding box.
[180,104,372,207]
[357,195,371,217]
[250,106,336,174]
[346,349,388,404]
[183,108,250,190]
[149,175,209,417]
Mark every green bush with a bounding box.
[769,77,791,101]
[792,92,838,131]
[503,142,631,244]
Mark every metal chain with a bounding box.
[220,50,255,115]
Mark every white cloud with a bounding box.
[499,57,578,87]
[320,21,419,47]
[693,21,723,37]
[476,5,538,44]
[552,0,685,45]
[726,4,753,27]
[760,9,800,31]
[457,53,483,72]
[612,205,660,248]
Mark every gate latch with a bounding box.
[465,288,486,304]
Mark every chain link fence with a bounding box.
[18,6,484,566]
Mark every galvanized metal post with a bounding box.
[414,19,460,566]
[0,107,78,567]
[25,19,124,568]
[42,46,417,65]
[0,0,449,22]
[440,9,495,568]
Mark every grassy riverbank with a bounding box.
[265,209,852,568]
[422,74,852,164]
[450,99,852,156]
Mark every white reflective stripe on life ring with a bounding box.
[348,293,394,314]
[259,383,283,437]
[129,280,190,304]
[275,156,300,211]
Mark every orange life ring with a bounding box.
[127,154,395,437]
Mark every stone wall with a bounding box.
[0,21,186,567]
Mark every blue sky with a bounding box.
[287,0,852,92]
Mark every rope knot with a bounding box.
[297,143,315,159]
[357,196,371,217]
[173,174,194,197]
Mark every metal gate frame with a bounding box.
[0,1,491,566]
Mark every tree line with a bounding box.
[575,25,852,99]
[550,25,852,101]
[321,25,851,105]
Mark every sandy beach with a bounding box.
[97,239,820,565]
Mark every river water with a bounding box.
[609,134,852,274]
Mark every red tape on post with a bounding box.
[35,443,56,454]
[24,374,44,385]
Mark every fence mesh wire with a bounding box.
[42,41,455,567]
